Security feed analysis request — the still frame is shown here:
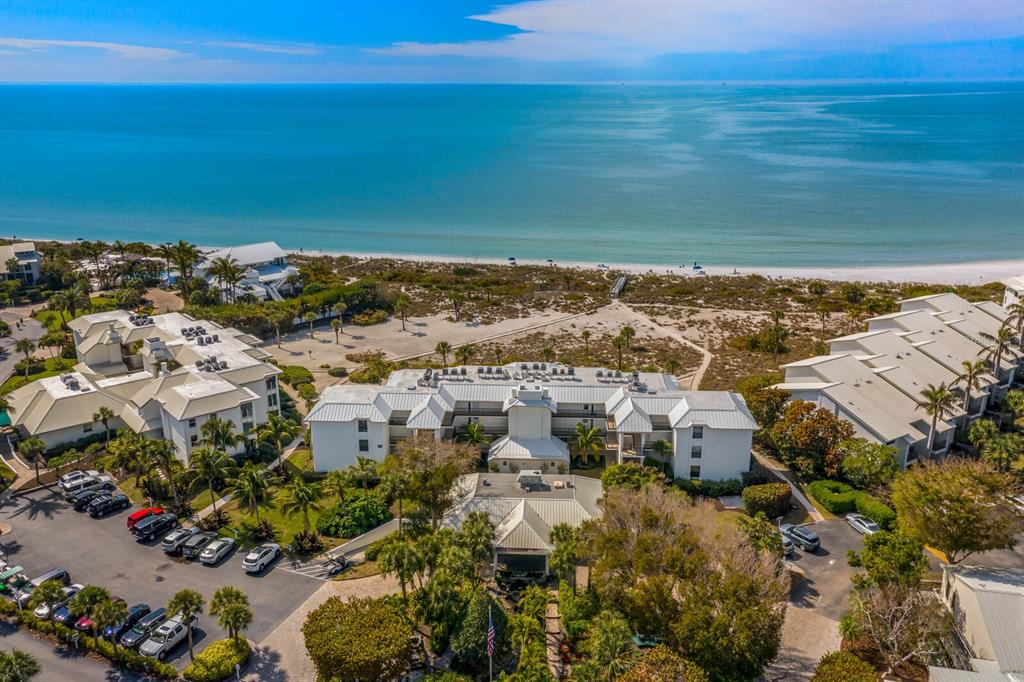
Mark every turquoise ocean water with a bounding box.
[0,83,1020,267]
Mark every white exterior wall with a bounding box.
[310,420,389,472]
[32,419,125,450]
[161,404,252,464]
[672,426,751,480]
[507,406,551,439]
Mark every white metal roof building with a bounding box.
[196,241,299,302]
[306,364,756,480]
[0,242,40,284]
[10,310,281,462]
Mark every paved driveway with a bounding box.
[0,619,143,681]
[0,310,45,386]
[0,488,323,667]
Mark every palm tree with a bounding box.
[620,325,636,350]
[1005,301,1024,347]
[611,335,625,371]
[26,580,67,617]
[14,339,34,379]
[201,415,244,454]
[455,344,473,366]
[79,241,107,284]
[0,649,40,681]
[587,610,636,678]
[147,439,181,507]
[571,423,603,465]
[651,438,672,462]
[183,447,237,513]
[92,406,115,448]
[256,413,299,463]
[334,302,347,334]
[92,599,128,650]
[351,456,378,490]
[509,612,544,655]
[378,468,411,535]
[209,587,251,642]
[209,256,240,301]
[323,468,355,507]
[435,341,452,368]
[394,293,410,332]
[64,280,91,320]
[69,585,111,638]
[449,291,465,322]
[378,537,424,601]
[156,243,175,282]
[304,311,317,339]
[981,326,1015,385]
[494,347,504,366]
[18,437,45,484]
[331,318,341,344]
[983,433,1022,473]
[227,462,276,522]
[459,421,490,450]
[581,329,591,357]
[0,395,12,417]
[665,358,680,376]
[279,476,322,532]
[167,589,205,662]
[920,382,958,454]
[171,241,202,297]
[541,347,556,363]
[954,360,989,414]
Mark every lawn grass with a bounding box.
[220,486,344,551]
[337,559,382,580]
[117,475,212,512]
[0,357,76,394]
[35,310,65,332]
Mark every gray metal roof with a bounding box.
[975,591,1024,673]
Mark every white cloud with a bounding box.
[371,0,1024,62]
[0,37,183,60]
[205,41,323,56]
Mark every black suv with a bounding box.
[70,489,107,512]
[120,607,166,649]
[181,532,217,559]
[88,493,131,518]
[131,512,178,541]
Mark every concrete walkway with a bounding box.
[545,590,565,679]
[753,451,824,523]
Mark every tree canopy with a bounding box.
[303,596,412,681]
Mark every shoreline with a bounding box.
[17,235,1023,285]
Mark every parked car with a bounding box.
[161,527,200,555]
[76,596,126,632]
[779,523,821,552]
[777,531,795,556]
[846,513,880,536]
[60,475,114,500]
[32,583,83,620]
[52,603,80,625]
[120,607,166,650]
[241,543,280,573]
[199,537,236,565]
[126,507,164,530]
[103,603,152,642]
[14,568,71,607]
[181,532,216,559]
[131,513,178,541]
[88,493,132,518]
[69,489,108,512]
[58,469,100,492]
[139,613,194,660]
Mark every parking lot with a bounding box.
[785,518,865,619]
[0,487,323,666]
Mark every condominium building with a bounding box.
[196,241,299,302]
[305,364,757,480]
[8,310,281,462]
[0,242,40,285]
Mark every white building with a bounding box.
[8,310,281,463]
[197,241,299,302]
[443,472,603,574]
[305,364,757,480]
[929,566,1024,682]
[0,242,40,285]
[1002,274,1024,309]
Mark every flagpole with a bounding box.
[488,604,493,682]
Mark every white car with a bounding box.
[846,513,880,535]
[60,474,115,500]
[777,531,795,556]
[139,613,193,660]
[58,470,99,490]
[198,537,236,565]
[32,583,83,620]
[241,543,280,573]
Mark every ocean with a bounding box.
[0,83,1021,268]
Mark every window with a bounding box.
[691,445,702,459]
[358,439,369,453]
[190,434,198,445]
[241,402,254,419]
[692,426,704,439]
[357,420,368,433]
[689,465,701,478]
[188,418,196,429]
[243,422,253,435]
[266,377,277,391]
[268,393,278,408]
[83,424,93,433]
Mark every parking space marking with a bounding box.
[278,560,331,580]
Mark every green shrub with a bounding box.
[675,478,744,497]
[316,488,392,538]
[352,309,389,326]
[741,482,791,518]
[811,651,876,682]
[601,463,663,490]
[183,638,251,682]
[327,366,348,378]
[279,365,314,387]
[807,480,895,528]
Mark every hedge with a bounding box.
[811,651,876,682]
[0,599,177,679]
[741,482,792,518]
[807,480,895,528]
[183,637,251,682]
[316,488,392,538]
[279,365,314,387]
[675,478,743,498]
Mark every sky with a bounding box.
[0,0,1021,83]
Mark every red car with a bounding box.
[76,596,126,632]
[126,507,163,529]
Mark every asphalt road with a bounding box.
[0,310,45,387]
[0,619,144,682]
[0,488,322,667]
[786,518,866,620]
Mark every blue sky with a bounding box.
[0,0,1021,82]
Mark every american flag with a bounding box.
[486,606,495,658]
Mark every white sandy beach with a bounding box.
[301,248,1024,286]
